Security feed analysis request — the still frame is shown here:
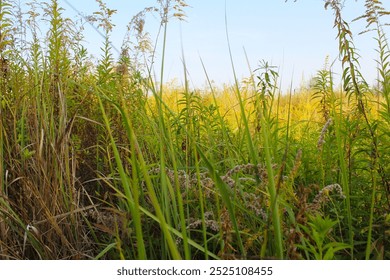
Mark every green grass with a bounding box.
[0,0,389,260]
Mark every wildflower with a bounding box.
[309,183,346,212]
[317,118,332,150]
[187,212,219,232]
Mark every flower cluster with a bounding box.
[317,118,332,150]
[309,183,346,212]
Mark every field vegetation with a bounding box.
[0,0,389,259]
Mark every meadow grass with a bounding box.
[0,0,389,259]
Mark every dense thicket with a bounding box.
[0,0,389,259]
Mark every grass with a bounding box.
[0,0,389,259]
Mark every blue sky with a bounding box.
[58,0,390,91]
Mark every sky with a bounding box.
[56,0,390,92]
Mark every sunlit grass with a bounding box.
[0,0,389,260]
